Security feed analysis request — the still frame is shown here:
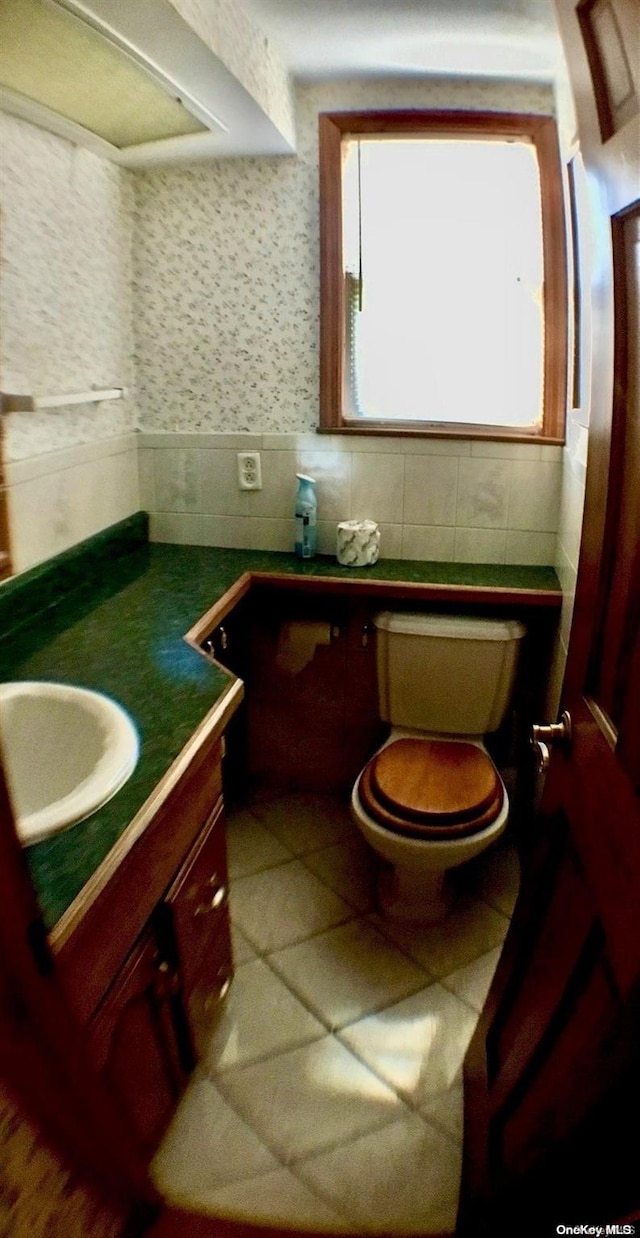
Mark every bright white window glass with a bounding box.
[342,138,545,428]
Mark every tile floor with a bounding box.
[153,792,519,1234]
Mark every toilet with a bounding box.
[351,611,526,923]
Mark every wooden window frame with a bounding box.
[319,110,568,443]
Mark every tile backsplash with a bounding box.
[140,432,561,565]
[5,434,140,574]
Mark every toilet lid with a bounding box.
[359,738,504,840]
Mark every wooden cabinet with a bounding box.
[57,735,225,1027]
[62,733,233,1159]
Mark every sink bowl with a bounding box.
[0,681,139,846]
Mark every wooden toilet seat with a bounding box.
[359,737,504,840]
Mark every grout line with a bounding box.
[216,921,453,1133]
[213,1044,404,1173]
[201,1029,328,1082]
[222,796,511,1177]
[326,1023,472,1153]
[160,787,503,1230]
[228,801,515,983]
[259,953,336,1035]
[284,1162,363,1231]
[229,797,375,908]
[263,937,434,1034]
[229,906,360,958]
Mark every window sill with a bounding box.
[317,422,565,447]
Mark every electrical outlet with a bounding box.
[237,451,262,490]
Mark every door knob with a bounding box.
[531,710,572,773]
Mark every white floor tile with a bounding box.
[419,1080,465,1143]
[155,792,514,1233]
[269,918,431,1030]
[151,1074,279,1199]
[369,893,509,978]
[226,807,291,879]
[203,958,326,1074]
[458,840,520,917]
[192,1165,353,1231]
[338,982,478,1111]
[442,946,502,1013]
[302,833,378,912]
[230,922,258,965]
[297,1113,462,1233]
[216,1036,405,1164]
[230,859,353,953]
[251,792,353,855]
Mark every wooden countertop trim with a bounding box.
[183,572,253,650]
[247,570,563,609]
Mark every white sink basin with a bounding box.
[0,681,139,846]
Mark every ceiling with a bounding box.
[241,0,566,84]
[0,0,566,167]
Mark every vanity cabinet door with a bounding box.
[88,929,186,1156]
[245,590,382,793]
[161,798,233,1063]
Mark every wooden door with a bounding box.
[459,2,640,1231]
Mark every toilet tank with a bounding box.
[374,611,526,735]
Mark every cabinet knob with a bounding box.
[203,976,231,1012]
[154,958,180,997]
[195,885,227,915]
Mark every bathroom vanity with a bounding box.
[0,515,563,1163]
[59,729,231,1153]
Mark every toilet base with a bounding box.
[378,862,452,924]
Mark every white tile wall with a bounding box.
[5,434,140,573]
[456,459,510,529]
[140,432,561,565]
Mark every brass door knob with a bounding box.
[531,710,572,772]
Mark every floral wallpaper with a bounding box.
[134,77,555,435]
[0,113,136,461]
[168,0,296,148]
[134,153,318,433]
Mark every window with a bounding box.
[319,111,567,442]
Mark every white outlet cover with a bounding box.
[237,451,262,490]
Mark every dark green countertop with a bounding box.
[0,515,561,932]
